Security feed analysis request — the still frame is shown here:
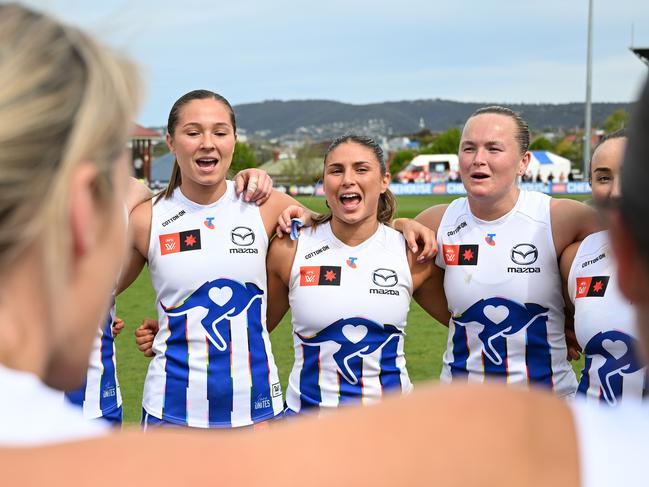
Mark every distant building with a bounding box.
[130,124,163,182]
[387,137,412,151]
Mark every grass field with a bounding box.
[115,194,587,423]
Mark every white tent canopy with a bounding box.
[526,151,572,182]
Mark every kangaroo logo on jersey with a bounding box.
[372,268,398,287]
[510,243,538,265]
[231,226,255,246]
[580,330,643,406]
[299,266,341,286]
[159,229,201,255]
[443,244,478,266]
[161,279,263,351]
[453,298,549,365]
[296,317,401,385]
[575,276,610,298]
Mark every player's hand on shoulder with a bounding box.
[234,168,273,205]
[276,204,306,239]
[393,218,437,263]
[134,318,159,357]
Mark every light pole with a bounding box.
[584,0,593,176]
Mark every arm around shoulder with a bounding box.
[266,233,296,332]
[116,199,151,294]
[125,177,153,214]
[259,190,300,238]
[551,198,600,254]
[412,260,450,325]
[415,203,449,233]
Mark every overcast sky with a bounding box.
[20,0,649,126]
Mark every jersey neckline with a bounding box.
[468,189,526,226]
[175,180,235,210]
[322,221,384,251]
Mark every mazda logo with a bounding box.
[231,226,255,246]
[372,268,398,287]
[510,243,538,265]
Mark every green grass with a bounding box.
[115,194,586,423]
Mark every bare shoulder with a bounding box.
[550,198,597,226]
[125,178,153,213]
[559,240,581,281]
[268,233,298,270]
[551,198,600,254]
[415,203,449,232]
[0,384,579,486]
[130,198,153,256]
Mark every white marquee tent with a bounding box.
[526,151,572,182]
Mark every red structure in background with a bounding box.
[130,124,162,182]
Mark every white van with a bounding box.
[396,154,459,183]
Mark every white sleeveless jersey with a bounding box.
[144,182,282,428]
[436,190,577,395]
[64,299,122,419]
[0,364,108,446]
[286,222,413,412]
[571,399,649,487]
[568,230,646,405]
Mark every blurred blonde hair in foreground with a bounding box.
[0,3,140,303]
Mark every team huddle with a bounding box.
[67,97,642,429]
[3,3,649,485]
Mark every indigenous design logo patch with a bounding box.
[159,229,201,255]
[443,244,479,266]
[299,266,341,286]
[576,276,610,298]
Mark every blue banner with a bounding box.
[382,182,591,196]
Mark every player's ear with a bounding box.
[69,162,102,260]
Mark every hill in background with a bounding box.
[234,99,632,140]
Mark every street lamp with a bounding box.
[583,0,593,177]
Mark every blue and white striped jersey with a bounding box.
[436,190,577,396]
[568,230,646,405]
[65,299,121,419]
[286,223,413,412]
[143,182,282,428]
